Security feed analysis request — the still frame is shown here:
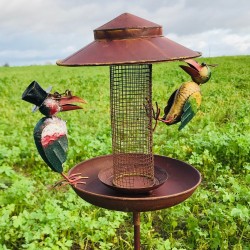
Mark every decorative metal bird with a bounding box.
[151,59,216,130]
[22,81,88,187]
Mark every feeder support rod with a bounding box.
[133,212,141,250]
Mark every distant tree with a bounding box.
[3,63,10,67]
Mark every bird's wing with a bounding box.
[34,117,68,173]
[178,91,201,130]
[42,136,68,173]
[163,89,178,118]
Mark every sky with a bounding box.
[1,0,250,66]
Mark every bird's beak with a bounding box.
[159,116,173,125]
[179,59,201,79]
[59,96,87,112]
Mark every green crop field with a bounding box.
[0,56,249,250]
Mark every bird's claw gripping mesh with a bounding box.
[110,64,155,189]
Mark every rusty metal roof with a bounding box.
[57,13,201,66]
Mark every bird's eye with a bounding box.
[201,62,206,66]
[53,92,61,99]
[65,90,72,97]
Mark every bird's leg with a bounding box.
[62,172,88,186]
[152,102,161,132]
[53,173,88,188]
[144,98,161,132]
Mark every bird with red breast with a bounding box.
[22,81,88,187]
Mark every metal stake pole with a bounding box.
[133,212,141,250]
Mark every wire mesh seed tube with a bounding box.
[110,64,154,189]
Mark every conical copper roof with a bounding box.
[57,13,201,66]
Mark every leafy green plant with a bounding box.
[0,56,249,249]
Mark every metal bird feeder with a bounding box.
[57,13,201,249]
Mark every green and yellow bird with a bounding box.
[159,59,213,130]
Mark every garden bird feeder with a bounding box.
[57,12,200,192]
[57,13,201,249]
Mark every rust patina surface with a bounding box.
[57,13,201,66]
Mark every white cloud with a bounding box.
[222,33,250,52]
[168,29,250,57]
[0,0,249,65]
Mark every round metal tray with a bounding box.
[69,154,201,212]
[98,165,168,194]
